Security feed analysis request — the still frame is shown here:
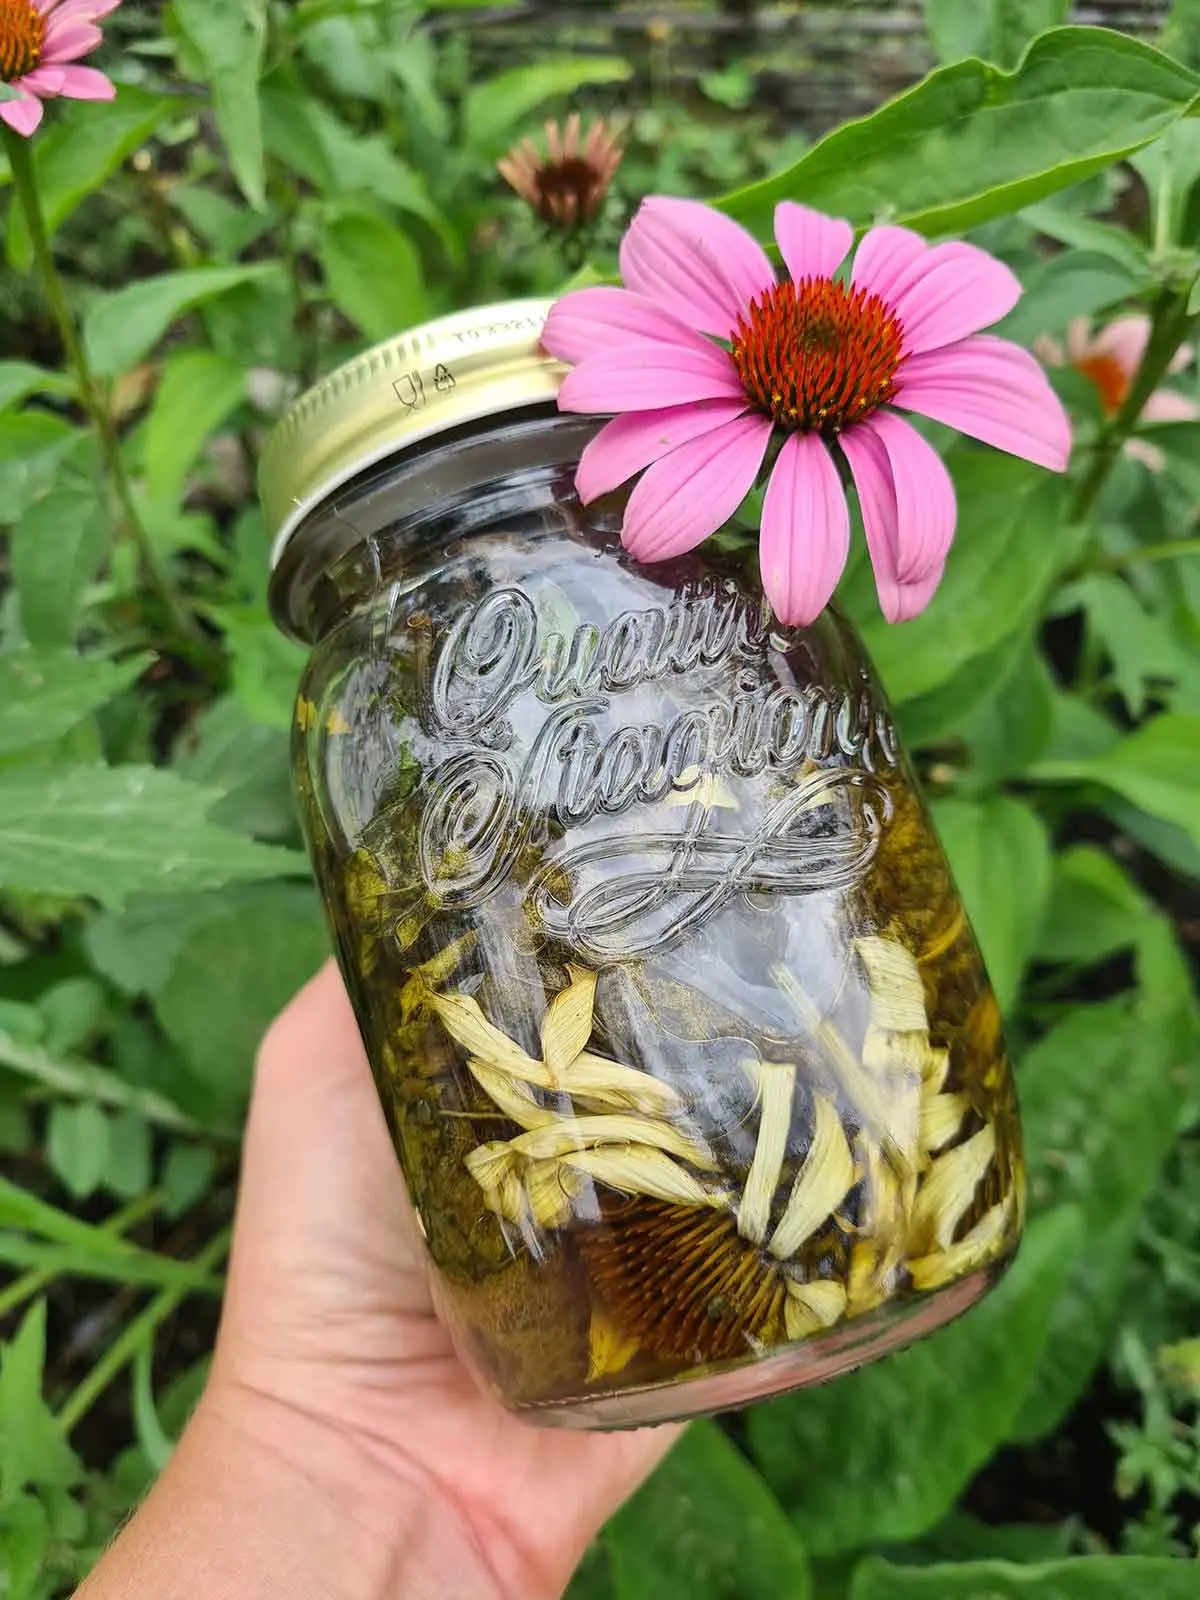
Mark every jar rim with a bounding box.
[258,298,564,568]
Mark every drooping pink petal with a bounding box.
[558,341,742,414]
[21,67,66,94]
[895,334,1072,473]
[1124,438,1166,472]
[851,224,929,306]
[619,196,775,340]
[1139,387,1199,423]
[885,241,1021,356]
[621,415,772,562]
[576,399,749,503]
[773,201,852,285]
[53,64,114,99]
[864,411,957,583]
[41,21,103,63]
[0,95,45,136]
[840,424,946,623]
[542,287,711,366]
[758,431,849,625]
[1167,342,1193,376]
[1091,314,1150,374]
[41,0,121,19]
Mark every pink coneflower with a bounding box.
[542,198,1072,625]
[498,114,624,231]
[1037,314,1197,472]
[0,0,118,139]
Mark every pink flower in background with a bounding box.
[1037,314,1198,472]
[542,197,1072,625]
[0,0,119,138]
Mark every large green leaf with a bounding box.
[155,881,330,1108]
[606,1422,811,1600]
[1014,921,1199,1438]
[0,362,73,414]
[850,1555,1200,1598]
[721,29,1200,240]
[5,90,173,272]
[961,644,1056,787]
[0,766,304,907]
[0,652,149,758]
[746,1208,1082,1557]
[847,454,1067,705]
[1030,712,1200,850]
[464,57,633,154]
[317,208,428,342]
[931,796,1050,1014]
[174,0,268,209]
[143,350,247,507]
[11,492,109,649]
[84,265,283,378]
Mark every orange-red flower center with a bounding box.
[0,0,44,82]
[1073,351,1129,416]
[731,276,904,434]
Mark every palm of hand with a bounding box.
[213,964,674,1600]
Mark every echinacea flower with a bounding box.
[0,0,118,138]
[498,113,623,230]
[542,197,1072,624]
[1036,314,1198,472]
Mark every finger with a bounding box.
[220,961,435,1356]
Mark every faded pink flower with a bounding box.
[0,0,119,139]
[542,197,1072,625]
[1036,314,1198,472]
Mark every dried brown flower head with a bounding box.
[497,112,624,230]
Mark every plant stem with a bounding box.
[56,1225,230,1435]
[1069,285,1199,525]
[0,1189,165,1321]
[2,127,218,671]
[1073,535,1200,579]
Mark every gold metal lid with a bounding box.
[259,298,563,566]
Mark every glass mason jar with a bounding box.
[261,299,1024,1429]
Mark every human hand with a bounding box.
[78,962,676,1600]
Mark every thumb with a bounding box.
[216,961,436,1381]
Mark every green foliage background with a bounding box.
[1,1,1200,1594]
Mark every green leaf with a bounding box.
[0,652,150,758]
[894,626,1029,749]
[155,881,330,1108]
[173,0,268,208]
[1162,0,1200,72]
[1030,712,1200,849]
[1033,844,1152,965]
[46,1101,110,1201]
[11,491,109,649]
[850,1556,1200,1598]
[168,183,275,260]
[317,208,427,342]
[0,414,92,525]
[104,1110,153,1201]
[143,350,247,507]
[0,1495,50,1600]
[0,766,304,907]
[930,797,1051,1014]
[161,1143,217,1219]
[961,643,1056,787]
[721,28,1200,240]
[464,57,633,154]
[746,1207,1083,1557]
[215,607,310,732]
[997,249,1148,345]
[0,362,73,414]
[1064,573,1194,716]
[606,1422,811,1600]
[5,90,174,272]
[849,454,1067,705]
[0,1303,80,1499]
[1014,924,1199,1438]
[173,697,296,841]
[84,264,283,378]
